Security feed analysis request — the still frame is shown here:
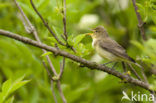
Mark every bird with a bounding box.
[87,26,146,81]
[88,26,136,66]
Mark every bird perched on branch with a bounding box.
[87,26,147,82]
[88,26,135,66]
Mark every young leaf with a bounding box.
[0,75,30,103]
[4,96,14,103]
[41,52,52,57]
[73,34,86,46]
[130,40,144,50]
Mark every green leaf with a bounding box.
[151,12,156,24]
[66,84,90,103]
[67,35,74,46]
[130,40,144,50]
[73,34,86,46]
[41,52,52,57]
[0,3,10,9]
[136,3,144,11]
[4,96,14,103]
[75,43,86,56]
[0,75,30,103]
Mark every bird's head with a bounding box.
[87,26,108,39]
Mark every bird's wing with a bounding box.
[99,38,135,62]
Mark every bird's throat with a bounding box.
[92,38,97,47]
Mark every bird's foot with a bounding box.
[102,61,113,66]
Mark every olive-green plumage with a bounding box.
[90,26,135,63]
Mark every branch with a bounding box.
[121,62,126,73]
[42,61,58,103]
[56,81,67,103]
[50,80,58,103]
[140,66,148,84]
[127,63,142,81]
[13,1,66,102]
[60,0,76,52]
[14,0,57,75]
[59,57,65,79]
[132,0,147,41]
[14,0,32,33]
[0,29,155,93]
[30,0,65,46]
[62,0,67,41]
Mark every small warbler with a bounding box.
[88,26,135,63]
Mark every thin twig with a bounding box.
[122,62,126,73]
[59,57,65,79]
[14,0,57,75]
[61,0,76,53]
[42,61,58,103]
[127,63,142,81]
[131,0,147,41]
[134,62,149,83]
[42,61,53,77]
[62,0,67,40]
[57,81,67,103]
[140,62,148,83]
[141,69,148,83]
[13,1,66,102]
[13,0,33,33]
[50,80,58,103]
[30,0,65,46]
[1,29,155,93]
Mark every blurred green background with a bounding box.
[0,0,156,103]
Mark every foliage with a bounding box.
[0,0,156,103]
[0,75,30,103]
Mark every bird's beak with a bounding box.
[87,33,93,36]
[87,28,95,36]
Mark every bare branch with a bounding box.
[140,62,148,83]
[61,0,76,53]
[127,63,142,81]
[42,61,53,77]
[121,62,126,73]
[131,0,147,41]
[30,0,65,46]
[50,80,58,103]
[14,0,58,75]
[59,57,65,79]
[13,1,66,102]
[121,62,131,77]
[56,81,67,103]
[42,61,58,103]
[62,0,67,40]
[140,69,148,83]
[135,62,149,83]
[0,29,155,93]
[13,0,33,33]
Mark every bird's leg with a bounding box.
[121,62,126,73]
[111,62,118,69]
[122,62,131,76]
[102,61,113,66]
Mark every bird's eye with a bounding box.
[95,30,98,32]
